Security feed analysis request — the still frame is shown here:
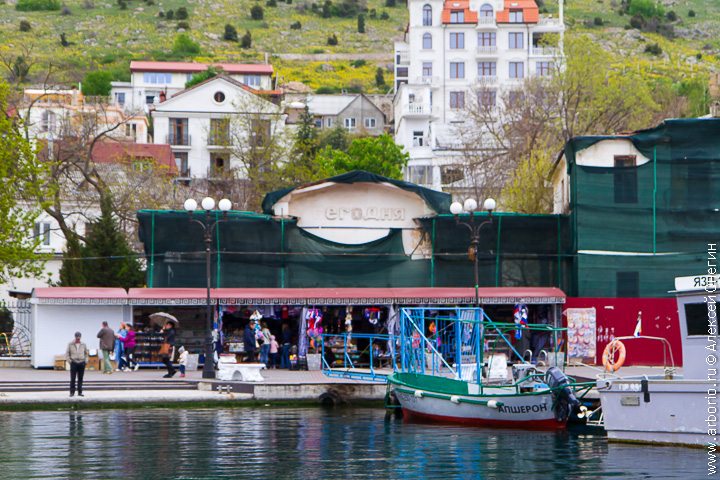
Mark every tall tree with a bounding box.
[0,80,52,283]
[80,195,144,288]
[284,106,323,183]
[317,133,408,179]
[58,233,86,286]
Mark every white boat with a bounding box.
[596,274,719,447]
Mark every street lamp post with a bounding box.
[184,196,233,379]
[450,197,496,305]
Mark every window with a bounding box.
[536,61,553,77]
[142,72,173,84]
[213,91,226,103]
[449,62,465,79]
[344,117,356,130]
[174,152,189,177]
[326,118,334,127]
[478,62,496,77]
[477,89,496,107]
[114,92,126,106]
[614,155,638,203]
[211,156,227,176]
[244,75,262,88]
[209,118,230,145]
[450,32,465,49]
[422,62,433,77]
[408,165,432,184]
[509,62,524,79]
[169,118,189,145]
[364,117,376,128]
[441,165,464,185]
[125,123,137,138]
[509,32,524,49]
[422,33,432,49]
[186,73,194,82]
[450,10,464,23]
[449,91,465,109]
[507,91,524,105]
[412,130,425,147]
[250,119,271,148]
[478,32,496,47]
[509,9,523,23]
[616,272,640,298]
[685,303,711,336]
[479,3,493,17]
[422,4,432,26]
[314,118,323,128]
[34,222,51,246]
[145,94,157,105]
[40,110,56,133]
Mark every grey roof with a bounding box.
[303,95,358,116]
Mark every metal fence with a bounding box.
[0,300,31,357]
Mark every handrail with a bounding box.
[605,335,676,370]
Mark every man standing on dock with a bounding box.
[97,321,115,374]
[66,332,89,397]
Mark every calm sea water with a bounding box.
[0,407,706,479]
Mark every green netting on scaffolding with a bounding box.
[137,210,572,290]
[564,118,720,297]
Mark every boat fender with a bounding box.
[641,378,650,403]
[450,395,460,404]
[487,400,499,409]
[414,390,424,398]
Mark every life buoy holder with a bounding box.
[602,340,626,372]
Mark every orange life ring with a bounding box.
[602,340,626,372]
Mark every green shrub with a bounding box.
[688,10,695,18]
[158,10,164,17]
[357,14,365,33]
[224,24,238,41]
[172,33,200,56]
[385,0,395,6]
[379,10,389,20]
[593,17,603,26]
[15,0,61,10]
[666,11,677,22]
[251,5,264,19]
[327,33,338,45]
[60,33,70,47]
[266,0,277,6]
[316,86,338,94]
[628,0,664,18]
[118,0,126,9]
[166,9,174,19]
[644,43,662,55]
[350,59,366,67]
[290,21,301,29]
[82,70,113,96]
[61,4,71,14]
[629,14,644,29]
[19,20,32,32]
[177,21,190,30]
[176,6,188,19]
[375,67,385,87]
[241,30,252,48]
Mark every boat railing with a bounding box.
[320,333,396,382]
[597,335,676,381]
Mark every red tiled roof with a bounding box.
[91,142,178,173]
[496,0,539,23]
[130,61,273,75]
[441,0,478,24]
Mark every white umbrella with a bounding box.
[149,312,179,326]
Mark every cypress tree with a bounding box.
[58,233,87,287]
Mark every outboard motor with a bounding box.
[545,367,580,422]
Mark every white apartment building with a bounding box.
[110,61,275,113]
[151,75,286,179]
[393,0,564,190]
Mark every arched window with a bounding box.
[480,3,493,17]
[422,33,432,49]
[422,4,432,26]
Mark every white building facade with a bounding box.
[393,0,564,190]
[111,61,275,113]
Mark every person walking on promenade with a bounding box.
[97,321,115,374]
[160,321,177,378]
[119,323,137,371]
[177,346,188,378]
[259,321,271,366]
[280,323,292,369]
[115,323,128,371]
[243,320,257,363]
[66,331,88,397]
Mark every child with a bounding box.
[177,346,188,378]
[269,335,279,369]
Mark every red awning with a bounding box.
[33,287,128,299]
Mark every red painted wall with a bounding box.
[564,298,681,367]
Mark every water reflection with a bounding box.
[0,408,706,479]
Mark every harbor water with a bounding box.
[0,407,706,479]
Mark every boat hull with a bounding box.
[390,374,565,430]
[597,377,711,447]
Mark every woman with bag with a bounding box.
[160,321,177,378]
[259,321,271,366]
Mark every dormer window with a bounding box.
[423,4,432,26]
[480,3,493,17]
[509,9,523,23]
[450,10,464,23]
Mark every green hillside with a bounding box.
[0,0,717,94]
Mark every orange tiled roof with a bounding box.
[496,0,539,23]
[441,0,478,24]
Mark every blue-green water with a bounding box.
[0,408,706,479]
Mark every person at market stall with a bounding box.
[119,323,137,371]
[259,321,272,366]
[269,335,279,368]
[114,322,128,371]
[243,319,257,363]
[280,323,292,369]
[66,331,88,397]
[160,321,177,378]
[96,321,115,374]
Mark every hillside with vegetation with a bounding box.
[0,0,718,102]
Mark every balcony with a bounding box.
[531,46,560,57]
[476,46,498,56]
[166,133,191,147]
[403,103,431,116]
[536,15,564,29]
[207,134,232,149]
[477,16,496,26]
[396,52,410,66]
[413,76,439,85]
[476,75,498,86]
[177,167,191,179]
